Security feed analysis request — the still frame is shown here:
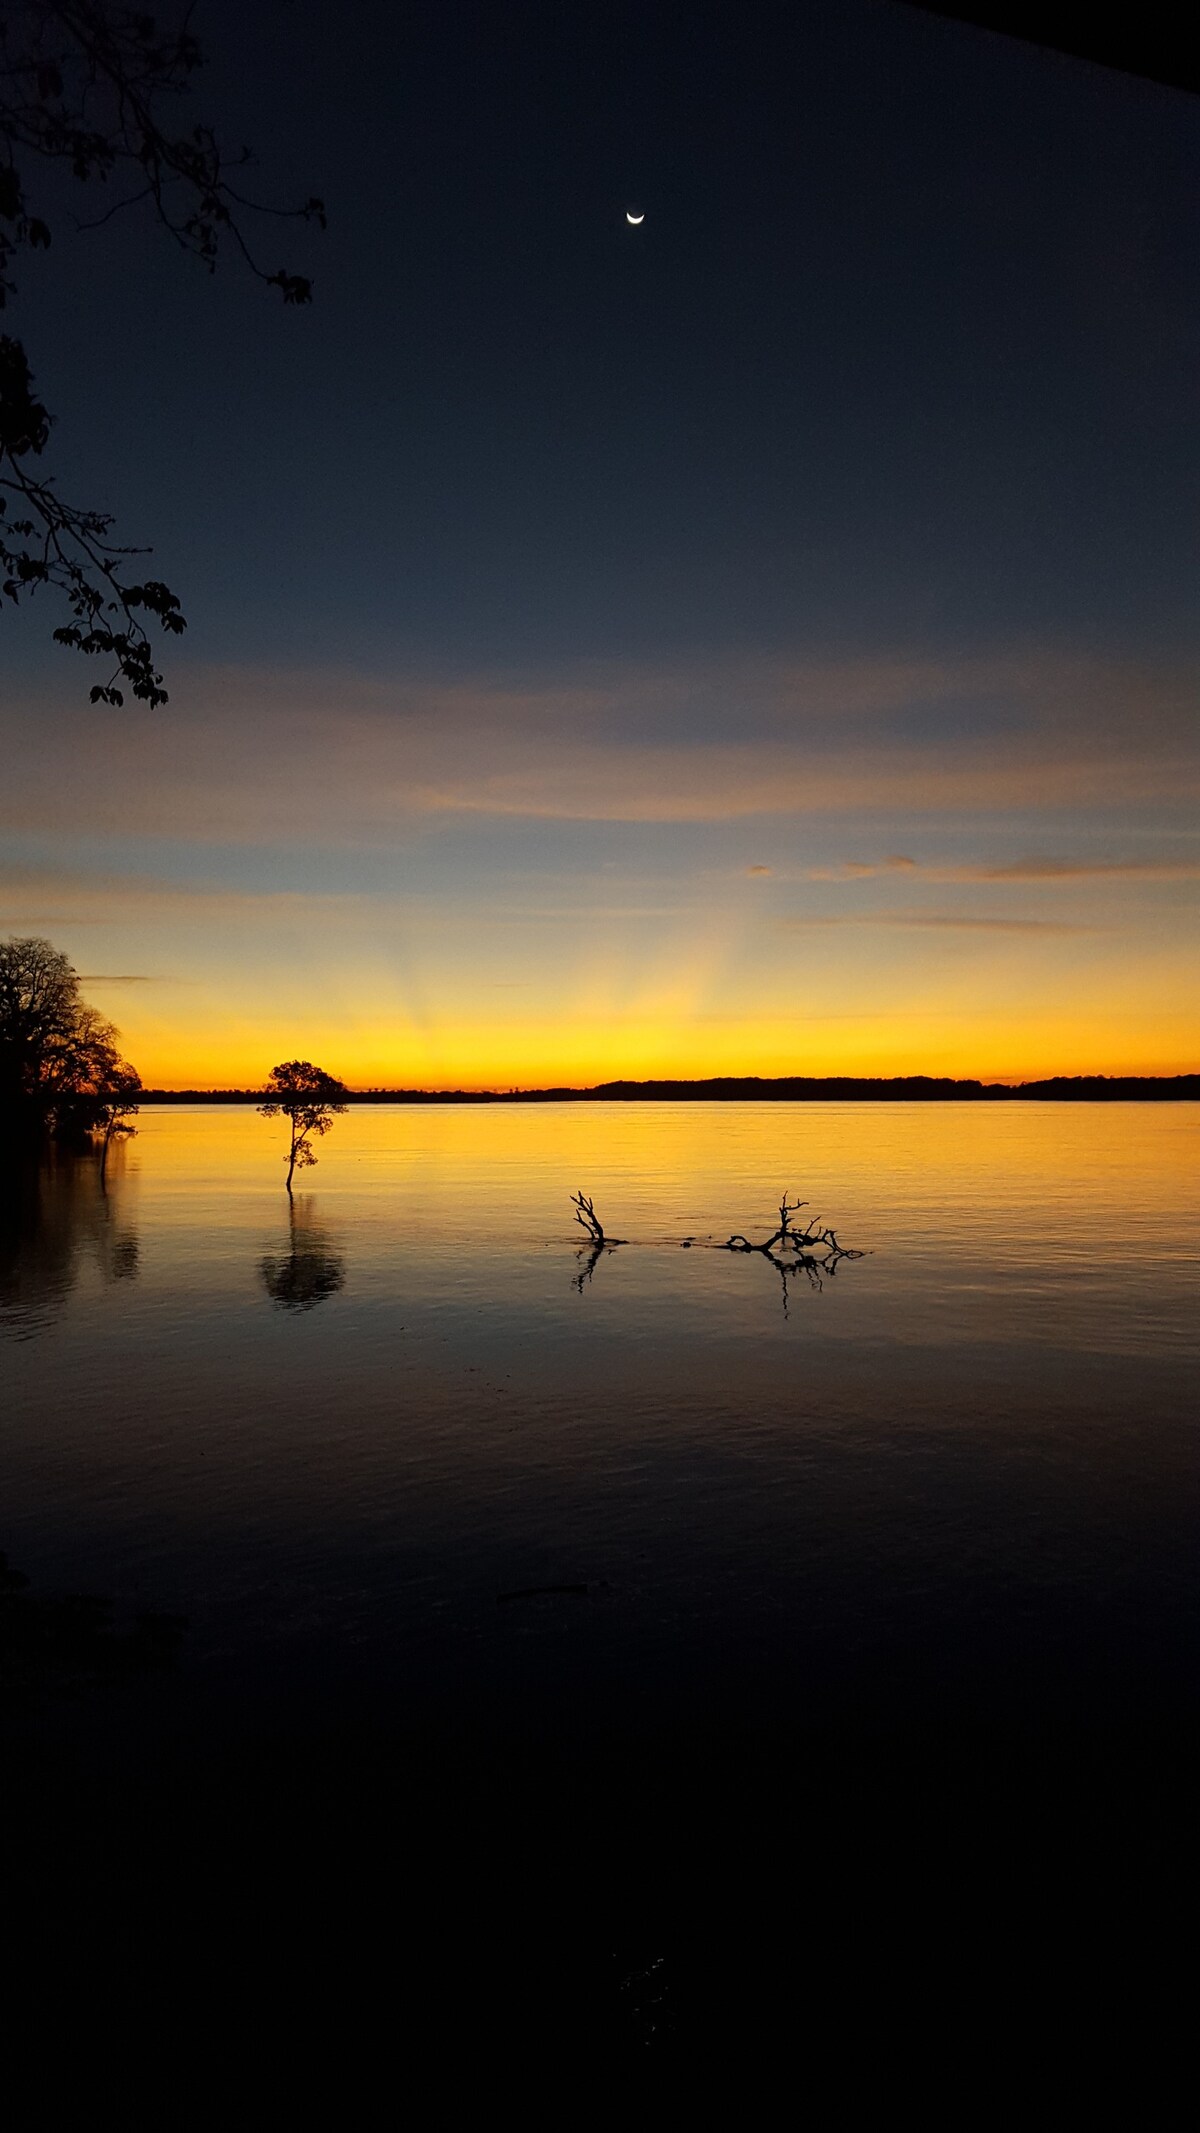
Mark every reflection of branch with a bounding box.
[759,1240,859,1316]
[572,1238,613,1293]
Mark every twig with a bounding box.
[570,1190,605,1244]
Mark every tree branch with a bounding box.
[0,0,324,697]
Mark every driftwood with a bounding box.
[569,1189,862,1311]
[570,1190,628,1291]
[720,1192,864,1311]
[570,1190,621,1246]
[722,1192,846,1258]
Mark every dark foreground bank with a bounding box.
[4,1575,1195,2098]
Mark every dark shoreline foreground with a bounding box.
[138,1072,1200,1104]
[5,1118,1196,2090]
[8,1635,1193,2089]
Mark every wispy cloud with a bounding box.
[786,913,1101,933]
[835,855,918,878]
[804,855,1200,883]
[2,648,1197,836]
[957,858,1200,882]
[0,862,700,931]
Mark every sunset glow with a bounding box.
[2,3,1196,1094]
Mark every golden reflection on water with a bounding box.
[3,1101,1198,1742]
[121,1093,1200,1233]
[5,1100,1198,1349]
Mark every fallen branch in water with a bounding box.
[718,1192,864,1313]
[722,1192,841,1255]
[570,1192,628,1289]
[567,1188,862,1309]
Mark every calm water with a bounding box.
[4,1100,1198,1734]
[5,1101,1199,2055]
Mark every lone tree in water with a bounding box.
[259,1061,347,1194]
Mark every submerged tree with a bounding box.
[0,934,140,1144]
[259,1060,347,1194]
[0,0,324,703]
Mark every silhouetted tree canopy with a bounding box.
[259,1059,347,1192]
[0,933,141,1140]
[0,1,323,703]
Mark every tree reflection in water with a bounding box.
[0,1142,139,1339]
[259,1196,346,1311]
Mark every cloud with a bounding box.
[786,913,1100,933]
[746,864,772,875]
[78,972,163,984]
[0,862,700,932]
[1,647,1196,836]
[838,856,917,877]
[958,858,1200,882]
[0,863,370,926]
[804,854,1200,883]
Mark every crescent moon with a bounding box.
[626,210,645,225]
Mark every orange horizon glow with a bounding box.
[5,653,1197,1101]
[27,899,1200,1096]
[121,1014,1200,1092]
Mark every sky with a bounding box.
[2,0,1198,1087]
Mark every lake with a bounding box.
[4,1100,1199,2063]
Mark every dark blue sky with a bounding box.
[12,0,1200,672]
[5,1,1199,1086]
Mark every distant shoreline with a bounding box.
[135,1074,1200,1104]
